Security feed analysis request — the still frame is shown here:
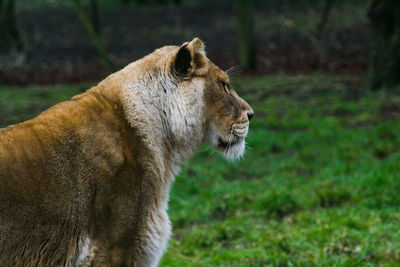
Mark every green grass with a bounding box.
[1,74,400,266]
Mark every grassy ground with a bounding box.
[1,74,400,266]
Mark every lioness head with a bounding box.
[171,38,254,160]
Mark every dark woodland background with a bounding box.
[1,0,383,85]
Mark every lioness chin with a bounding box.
[0,38,253,266]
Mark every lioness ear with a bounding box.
[173,37,208,78]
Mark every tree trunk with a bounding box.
[315,0,335,40]
[0,0,23,53]
[367,0,400,90]
[90,0,100,35]
[71,0,114,72]
[237,0,256,72]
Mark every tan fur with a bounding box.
[0,38,253,266]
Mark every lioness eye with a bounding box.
[222,82,230,94]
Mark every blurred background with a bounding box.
[1,0,400,266]
[1,0,373,84]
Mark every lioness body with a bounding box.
[0,87,156,266]
[0,39,253,266]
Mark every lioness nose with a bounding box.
[247,111,254,121]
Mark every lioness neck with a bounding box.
[98,53,206,180]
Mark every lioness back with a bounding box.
[0,38,253,266]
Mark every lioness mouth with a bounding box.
[217,137,238,149]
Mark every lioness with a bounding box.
[0,38,253,266]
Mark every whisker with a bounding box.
[226,65,242,76]
[244,142,252,151]
[225,66,236,73]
